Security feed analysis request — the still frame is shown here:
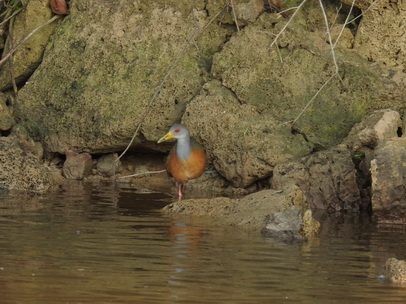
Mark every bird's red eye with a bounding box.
[174,128,180,133]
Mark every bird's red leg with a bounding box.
[178,184,183,201]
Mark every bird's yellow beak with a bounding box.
[157,131,174,144]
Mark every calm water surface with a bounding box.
[1,182,406,303]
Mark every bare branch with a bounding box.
[318,0,338,74]
[7,17,18,93]
[331,2,343,28]
[291,0,342,125]
[333,0,355,49]
[292,73,336,125]
[0,15,61,66]
[0,7,22,26]
[268,0,308,50]
[230,0,240,32]
[117,170,166,179]
[348,0,378,24]
[278,6,301,15]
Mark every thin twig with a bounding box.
[291,0,341,125]
[117,170,166,179]
[0,15,61,66]
[333,0,379,49]
[318,0,338,74]
[0,7,21,26]
[275,43,283,63]
[331,3,343,29]
[348,0,378,24]
[7,17,18,93]
[292,73,336,125]
[333,0,355,49]
[230,0,240,32]
[278,6,300,15]
[268,0,307,50]
[9,53,18,93]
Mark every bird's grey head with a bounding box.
[170,124,189,140]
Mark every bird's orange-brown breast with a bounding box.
[166,144,206,185]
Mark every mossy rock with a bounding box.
[15,0,230,153]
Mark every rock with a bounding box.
[210,10,401,148]
[353,0,406,68]
[301,209,321,239]
[50,0,69,15]
[261,209,303,241]
[0,0,57,90]
[183,80,313,188]
[234,0,264,24]
[370,139,406,224]
[163,184,320,238]
[0,93,15,131]
[96,153,121,177]
[0,137,62,191]
[9,124,43,160]
[344,110,402,150]
[15,0,230,153]
[62,151,93,179]
[262,209,320,241]
[339,0,371,9]
[330,25,353,49]
[385,257,406,284]
[206,0,264,25]
[342,110,403,208]
[271,146,361,211]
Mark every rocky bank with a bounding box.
[0,0,405,238]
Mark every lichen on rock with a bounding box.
[386,257,406,284]
[371,139,406,224]
[15,0,230,154]
[183,80,313,188]
[0,137,62,192]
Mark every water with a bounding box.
[1,182,406,303]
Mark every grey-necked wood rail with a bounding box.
[157,124,206,201]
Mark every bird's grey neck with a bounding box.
[176,136,191,161]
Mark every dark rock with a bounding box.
[272,146,361,211]
[371,139,406,224]
[50,0,69,15]
[261,210,303,241]
[262,209,320,241]
[96,153,121,177]
[62,151,93,179]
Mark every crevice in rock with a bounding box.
[1,130,11,137]
[291,127,310,142]
[397,127,403,137]
[48,152,66,169]
[351,151,372,213]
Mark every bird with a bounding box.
[157,124,206,201]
